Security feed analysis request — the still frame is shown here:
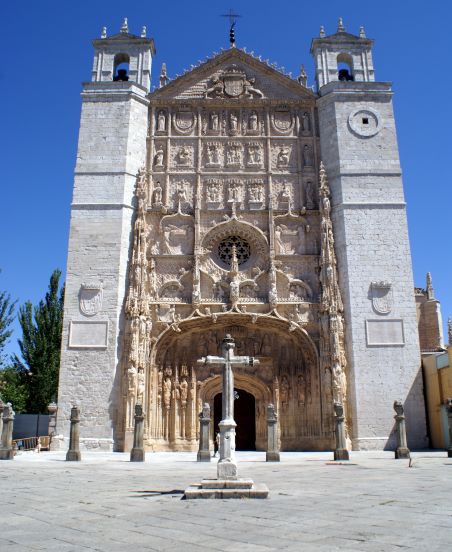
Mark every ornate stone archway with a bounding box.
[126,314,335,452]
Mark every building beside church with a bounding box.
[54,18,428,452]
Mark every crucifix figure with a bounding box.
[197,334,259,479]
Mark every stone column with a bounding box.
[66,405,81,461]
[266,403,280,462]
[48,401,58,442]
[0,403,15,460]
[446,398,452,458]
[130,403,145,462]
[393,400,410,459]
[197,403,211,462]
[333,401,349,461]
[217,335,237,480]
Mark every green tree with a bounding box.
[14,269,65,413]
[0,276,16,368]
[0,366,28,412]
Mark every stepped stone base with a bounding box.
[184,478,269,499]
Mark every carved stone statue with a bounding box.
[157,110,166,132]
[178,147,190,165]
[210,111,219,131]
[206,144,220,165]
[305,181,315,209]
[303,144,313,167]
[154,148,164,167]
[248,111,258,131]
[277,146,290,167]
[302,112,310,132]
[153,181,163,205]
[229,112,238,132]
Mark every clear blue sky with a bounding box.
[1,0,451,358]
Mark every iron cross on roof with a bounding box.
[221,9,241,47]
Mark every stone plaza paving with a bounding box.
[1,451,451,551]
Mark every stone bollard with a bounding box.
[48,401,58,443]
[393,400,410,459]
[446,398,452,458]
[333,401,349,461]
[0,403,15,460]
[130,403,145,462]
[266,403,280,462]
[197,403,211,462]
[66,405,81,461]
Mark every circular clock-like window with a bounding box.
[348,107,382,137]
[218,236,250,267]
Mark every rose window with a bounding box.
[218,236,250,266]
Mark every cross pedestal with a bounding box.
[184,334,269,498]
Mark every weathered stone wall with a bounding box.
[55,82,149,450]
[317,81,428,450]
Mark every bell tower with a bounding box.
[312,19,428,450]
[55,20,155,451]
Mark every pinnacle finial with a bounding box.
[448,318,452,346]
[159,63,169,88]
[359,25,366,38]
[319,25,326,38]
[337,17,345,32]
[121,17,129,34]
[426,272,435,300]
[141,25,147,38]
[101,27,107,39]
[298,64,308,87]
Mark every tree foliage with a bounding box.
[13,269,65,413]
[0,366,28,412]
[0,279,16,368]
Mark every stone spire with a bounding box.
[159,63,169,88]
[121,17,129,34]
[426,272,435,300]
[448,318,452,346]
[141,26,147,38]
[359,26,366,38]
[297,64,308,87]
[318,162,347,406]
[101,26,107,39]
[337,17,345,33]
[319,25,326,38]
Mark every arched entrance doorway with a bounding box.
[214,389,256,450]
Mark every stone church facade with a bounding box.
[55,19,428,452]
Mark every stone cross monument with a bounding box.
[197,334,259,480]
[393,400,410,459]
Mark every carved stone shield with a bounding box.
[273,110,293,132]
[174,111,195,133]
[79,283,103,316]
[224,75,245,97]
[371,281,392,314]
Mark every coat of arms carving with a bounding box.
[205,65,264,99]
[370,281,393,315]
[173,109,195,134]
[79,282,103,316]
